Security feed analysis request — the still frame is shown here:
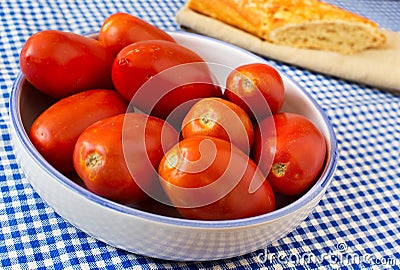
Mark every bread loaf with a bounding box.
[187,0,386,54]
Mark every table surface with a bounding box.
[1,1,399,269]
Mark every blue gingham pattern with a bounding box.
[1,0,399,269]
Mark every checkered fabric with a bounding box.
[1,0,399,269]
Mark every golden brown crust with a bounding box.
[188,0,386,54]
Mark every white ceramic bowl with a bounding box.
[10,31,338,261]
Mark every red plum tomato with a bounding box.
[73,113,179,205]
[225,63,284,121]
[158,136,276,220]
[29,89,128,173]
[99,12,175,56]
[253,112,327,196]
[20,30,114,99]
[112,40,222,127]
[181,97,254,154]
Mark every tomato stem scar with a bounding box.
[241,77,254,93]
[272,163,287,177]
[200,111,216,128]
[85,152,103,169]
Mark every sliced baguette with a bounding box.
[187,0,386,54]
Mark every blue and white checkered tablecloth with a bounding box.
[1,0,399,269]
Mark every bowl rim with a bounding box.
[10,30,338,229]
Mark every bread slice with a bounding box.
[187,0,386,54]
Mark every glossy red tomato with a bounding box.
[20,30,114,99]
[99,12,175,56]
[181,97,254,154]
[29,89,128,173]
[112,40,222,127]
[73,113,179,205]
[253,112,326,196]
[158,136,276,220]
[225,63,285,121]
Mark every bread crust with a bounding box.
[188,0,386,54]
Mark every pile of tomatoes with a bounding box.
[20,12,327,221]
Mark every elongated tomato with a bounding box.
[99,12,175,56]
[181,97,254,154]
[29,89,128,173]
[112,40,222,128]
[158,136,275,220]
[20,30,114,99]
[73,113,179,205]
[225,63,285,121]
[253,112,327,195]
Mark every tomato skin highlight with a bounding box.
[73,113,179,205]
[253,112,327,196]
[158,136,276,220]
[181,97,254,154]
[99,12,175,56]
[29,89,128,173]
[20,30,115,99]
[225,63,285,121]
[112,40,222,127]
